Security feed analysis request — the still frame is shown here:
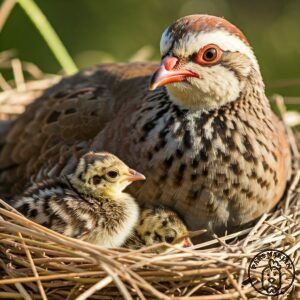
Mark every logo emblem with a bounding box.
[248,249,295,296]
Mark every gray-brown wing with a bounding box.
[0,62,157,194]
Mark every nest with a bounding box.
[0,66,299,299]
[0,177,299,299]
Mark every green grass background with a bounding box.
[1,0,300,105]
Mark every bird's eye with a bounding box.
[165,236,175,244]
[107,170,119,179]
[203,48,217,61]
[92,175,102,185]
[195,44,223,65]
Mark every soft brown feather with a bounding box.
[0,63,157,191]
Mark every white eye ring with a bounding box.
[195,44,223,65]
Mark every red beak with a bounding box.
[149,56,199,90]
[127,169,146,182]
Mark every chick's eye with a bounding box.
[165,236,175,244]
[107,170,119,179]
[203,48,217,61]
[92,175,102,185]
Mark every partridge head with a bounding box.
[150,14,262,110]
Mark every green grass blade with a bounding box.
[17,0,78,74]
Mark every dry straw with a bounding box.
[0,63,299,299]
[0,166,299,299]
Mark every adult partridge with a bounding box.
[0,15,291,238]
[11,151,144,247]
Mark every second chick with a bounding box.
[125,206,193,252]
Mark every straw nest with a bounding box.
[0,76,299,299]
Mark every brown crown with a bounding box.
[166,14,249,46]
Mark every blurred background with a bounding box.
[1,0,300,100]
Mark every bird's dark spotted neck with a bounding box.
[138,88,213,157]
[137,89,188,142]
[138,86,273,157]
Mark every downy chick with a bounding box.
[12,152,145,247]
[125,206,192,252]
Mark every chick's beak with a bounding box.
[149,56,199,90]
[127,169,146,182]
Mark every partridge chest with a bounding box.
[131,91,279,210]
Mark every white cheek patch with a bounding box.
[167,61,244,110]
[164,30,260,71]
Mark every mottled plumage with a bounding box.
[125,206,192,252]
[0,15,291,240]
[11,152,144,247]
